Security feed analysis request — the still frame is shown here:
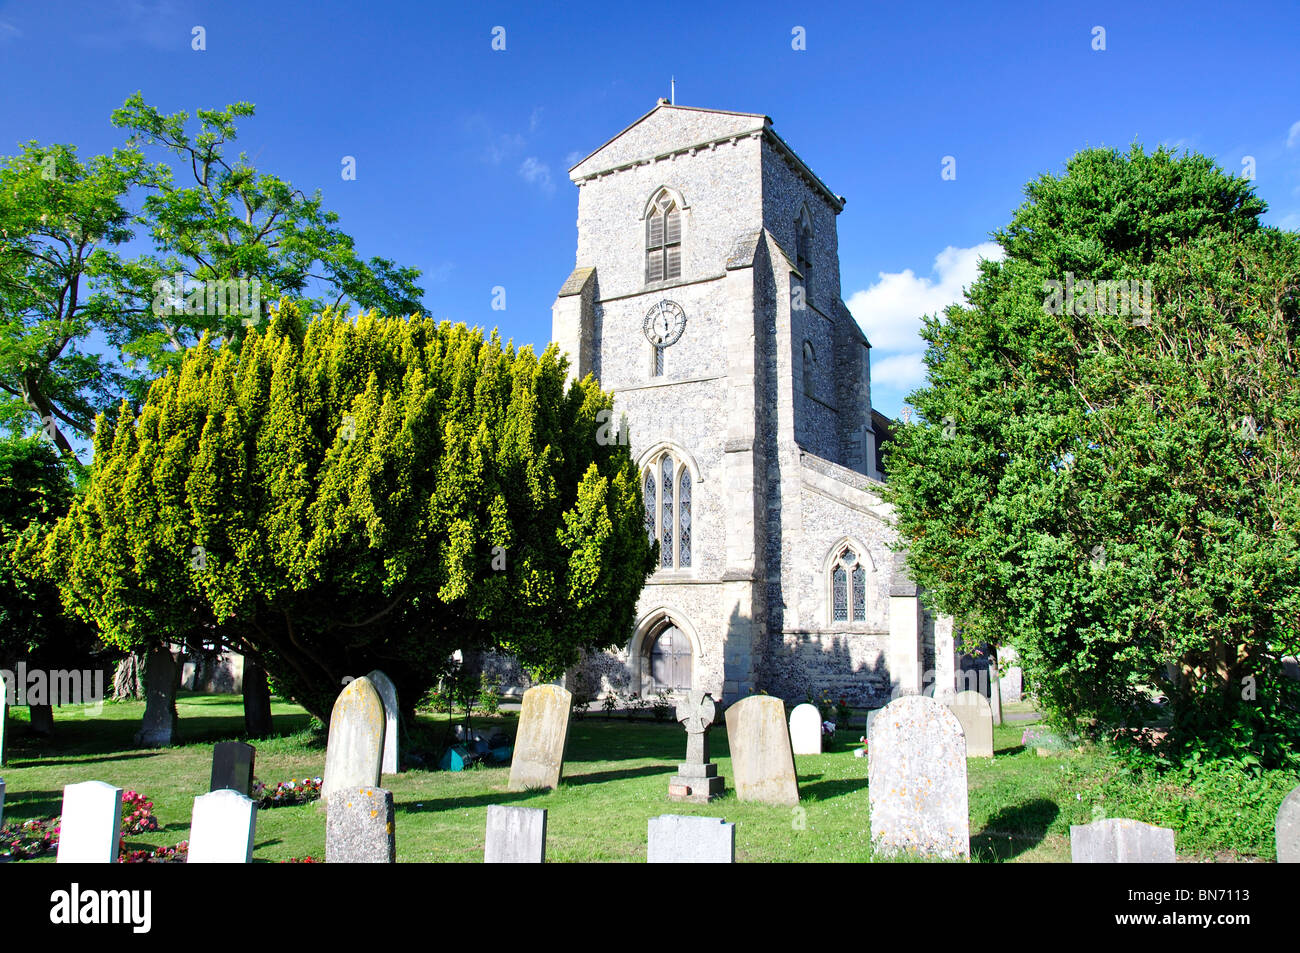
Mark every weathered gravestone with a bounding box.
[484,805,547,863]
[321,676,385,806]
[1070,818,1175,863]
[949,690,994,758]
[1001,667,1024,703]
[1274,783,1300,864]
[210,741,255,795]
[326,786,395,863]
[508,684,572,792]
[669,691,724,802]
[134,645,182,746]
[56,780,123,863]
[647,814,735,863]
[188,789,257,863]
[868,695,969,860]
[789,703,822,756]
[724,695,799,806]
[366,669,400,775]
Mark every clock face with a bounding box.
[643,300,687,348]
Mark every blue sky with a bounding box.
[2,0,1298,420]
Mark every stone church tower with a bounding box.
[552,102,957,706]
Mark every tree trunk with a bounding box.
[243,657,274,738]
[113,653,145,700]
[29,703,54,735]
[134,645,181,747]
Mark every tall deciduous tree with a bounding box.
[883,145,1300,767]
[42,303,655,723]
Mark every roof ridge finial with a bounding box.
[670,76,675,106]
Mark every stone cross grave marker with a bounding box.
[508,684,573,792]
[1277,783,1300,863]
[724,695,799,806]
[868,695,969,860]
[210,741,256,795]
[188,789,257,863]
[484,805,547,863]
[56,780,123,863]
[647,814,735,863]
[366,669,400,775]
[326,786,395,863]
[322,676,385,806]
[669,691,724,802]
[1070,818,1176,863]
[949,690,994,758]
[788,702,822,755]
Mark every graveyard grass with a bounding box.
[3,695,1292,862]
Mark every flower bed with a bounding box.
[252,777,322,808]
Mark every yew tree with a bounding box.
[883,146,1300,767]
[42,303,655,721]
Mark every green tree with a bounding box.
[0,435,99,733]
[883,145,1300,767]
[42,303,655,724]
[0,143,140,461]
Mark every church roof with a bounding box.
[568,102,845,213]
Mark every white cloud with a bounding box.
[847,242,1002,352]
[1287,120,1300,149]
[518,157,554,195]
[847,242,1003,401]
[869,352,927,390]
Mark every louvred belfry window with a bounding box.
[646,191,682,283]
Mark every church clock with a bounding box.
[643,299,687,348]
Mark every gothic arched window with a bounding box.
[830,546,867,623]
[643,449,693,569]
[796,206,813,296]
[646,189,682,283]
[802,341,816,399]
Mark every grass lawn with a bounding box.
[0,695,1276,862]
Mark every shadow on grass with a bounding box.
[798,777,870,801]
[563,764,674,786]
[971,798,1059,862]
[12,752,162,768]
[996,744,1027,756]
[397,788,541,813]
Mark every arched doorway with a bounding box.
[646,623,692,693]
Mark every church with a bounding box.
[549,101,962,708]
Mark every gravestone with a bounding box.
[724,695,799,806]
[210,741,256,795]
[948,690,994,758]
[1274,783,1300,863]
[1002,667,1024,703]
[669,691,724,802]
[0,696,6,766]
[326,786,395,863]
[56,780,123,863]
[188,789,257,863]
[647,814,734,863]
[321,677,385,805]
[868,695,969,860]
[789,703,822,756]
[0,778,5,829]
[366,669,400,775]
[484,805,547,863]
[508,684,572,792]
[1070,818,1176,863]
[134,645,181,746]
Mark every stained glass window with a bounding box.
[661,456,674,568]
[832,566,848,621]
[678,468,691,567]
[644,470,656,545]
[832,547,868,624]
[852,564,866,622]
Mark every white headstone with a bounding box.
[56,780,123,863]
[0,697,7,767]
[322,677,386,805]
[949,690,994,758]
[485,805,547,863]
[1275,784,1300,864]
[1071,818,1175,863]
[647,814,734,863]
[188,789,257,863]
[788,703,822,756]
[869,695,969,860]
[366,670,400,775]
